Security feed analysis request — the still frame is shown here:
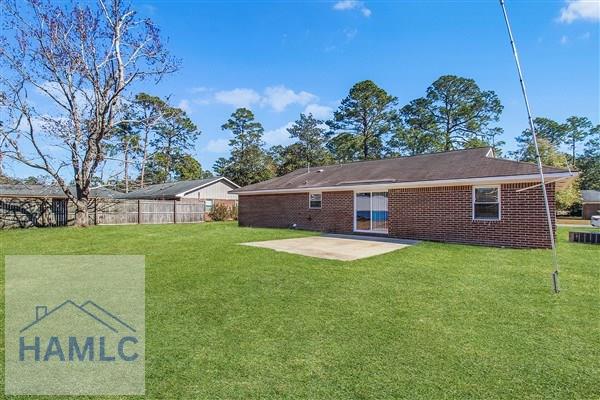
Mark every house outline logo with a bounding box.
[20,299,136,334]
[17,299,141,364]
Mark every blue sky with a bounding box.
[6,0,600,178]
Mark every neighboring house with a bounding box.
[120,176,239,213]
[582,190,600,219]
[232,147,577,249]
[0,184,121,228]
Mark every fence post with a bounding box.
[173,200,177,224]
[137,199,141,224]
[94,198,98,225]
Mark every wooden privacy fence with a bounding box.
[1,197,206,228]
[96,199,205,225]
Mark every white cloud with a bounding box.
[263,122,295,147]
[560,35,569,44]
[558,0,600,23]
[214,88,261,108]
[303,103,333,119]
[177,99,190,112]
[190,86,210,93]
[261,85,317,112]
[333,0,358,10]
[214,86,317,112]
[204,138,230,153]
[333,0,371,17]
[344,28,358,40]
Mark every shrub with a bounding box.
[208,203,231,221]
[230,204,238,221]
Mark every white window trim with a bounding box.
[308,192,322,209]
[472,185,501,221]
[353,190,389,234]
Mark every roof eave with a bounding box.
[233,171,578,195]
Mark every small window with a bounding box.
[473,187,500,220]
[205,199,213,213]
[309,193,322,209]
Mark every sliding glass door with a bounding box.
[355,191,388,233]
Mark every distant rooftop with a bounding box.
[119,177,239,200]
[582,190,600,203]
[0,184,121,199]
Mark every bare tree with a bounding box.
[0,0,178,226]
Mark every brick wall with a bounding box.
[238,182,556,249]
[583,203,600,219]
[388,182,555,248]
[238,191,353,233]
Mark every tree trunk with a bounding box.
[124,141,129,193]
[74,199,89,227]
[165,136,172,182]
[140,128,149,188]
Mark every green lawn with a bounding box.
[0,223,598,399]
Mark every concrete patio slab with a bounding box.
[241,234,417,261]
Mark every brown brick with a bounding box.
[238,183,556,249]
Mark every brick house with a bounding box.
[231,148,577,248]
[582,190,600,220]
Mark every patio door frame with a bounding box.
[353,190,389,234]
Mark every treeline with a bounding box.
[211,76,599,202]
[103,93,210,192]
[6,76,598,203]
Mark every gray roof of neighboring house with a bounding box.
[0,184,122,199]
[232,147,573,194]
[582,190,600,203]
[119,177,239,200]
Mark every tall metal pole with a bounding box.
[499,0,560,293]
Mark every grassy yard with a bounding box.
[0,223,598,399]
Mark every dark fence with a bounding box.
[1,198,68,228]
[569,231,600,244]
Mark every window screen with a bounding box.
[473,187,500,220]
[309,193,322,209]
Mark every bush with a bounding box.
[208,203,232,221]
[556,179,581,214]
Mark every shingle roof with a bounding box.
[119,177,239,200]
[0,185,122,199]
[582,190,600,203]
[232,147,573,193]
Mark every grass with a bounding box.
[0,222,598,399]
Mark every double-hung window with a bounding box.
[309,193,322,209]
[473,187,500,220]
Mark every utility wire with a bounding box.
[499,0,560,293]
